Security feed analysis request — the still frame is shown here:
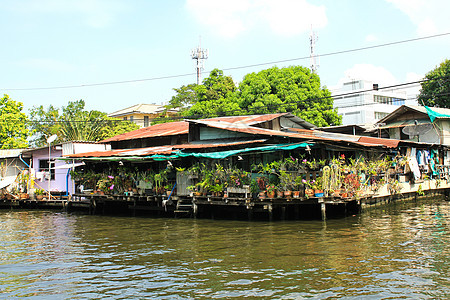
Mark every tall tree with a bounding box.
[169,66,341,126]
[185,69,240,117]
[237,66,341,127]
[166,84,199,112]
[0,94,29,149]
[418,59,450,108]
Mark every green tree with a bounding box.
[418,59,450,107]
[237,66,341,127]
[29,100,138,147]
[166,84,198,112]
[0,94,29,149]
[185,69,239,117]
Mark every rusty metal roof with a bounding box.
[100,113,315,143]
[173,139,267,149]
[190,119,305,138]
[66,146,175,158]
[66,140,268,158]
[100,121,189,143]
[356,136,401,148]
[205,113,286,125]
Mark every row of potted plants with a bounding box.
[68,153,411,199]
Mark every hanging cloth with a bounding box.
[409,148,421,180]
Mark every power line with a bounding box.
[2,75,449,124]
[2,32,450,91]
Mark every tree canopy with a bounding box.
[29,100,139,147]
[0,94,29,149]
[418,59,450,108]
[178,66,341,127]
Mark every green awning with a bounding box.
[60,143,313,162]
[173,143,312,159]
[425,106,450,122]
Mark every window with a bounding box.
[374,112,389,120]
[374,95,405,105]
[144,116,149,127]
[39,159,55,180]
[123,117,127,121]
[129,116,134,122]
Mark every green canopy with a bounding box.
[171,143,312,160]
[425,106,450,122]
[60,143,313,162]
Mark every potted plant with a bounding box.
[311,177,324,197]
[256,176,268,199]
[35,189,45,200]
[209,183,224,197]
[266,185,277,198]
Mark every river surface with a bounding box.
[0,199,449,299]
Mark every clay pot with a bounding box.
[267,190,276,198]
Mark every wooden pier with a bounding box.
[1,184,448,220]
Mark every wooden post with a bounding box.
[321,202,326,221]
[281,206,286,220]
[268,204,273,221]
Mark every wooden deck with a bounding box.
[1,184,448,220]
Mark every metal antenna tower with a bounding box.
[309,27,319,73]
[191,38,209,85]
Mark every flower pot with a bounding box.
[277,190,284,198]
[259,191,266,199]
[305,189,314,197]
[36,194,44,201]
[284,190,292,198]
[293,190,301,198]
[267,190,276,198]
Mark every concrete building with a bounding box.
[332,79,409,125]
[108,103,176,128]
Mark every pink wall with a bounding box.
[31,147,75,195]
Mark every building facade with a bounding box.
[332,79,409,125]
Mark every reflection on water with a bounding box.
[0,200,449,299]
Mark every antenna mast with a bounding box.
[191,38,209,85]
[309,26,319,73]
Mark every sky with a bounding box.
[1,0,450,114]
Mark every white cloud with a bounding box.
[386,0,450,36]
[185,0,327,38]
[8,0,127,28]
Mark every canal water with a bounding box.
[0,199,449,299]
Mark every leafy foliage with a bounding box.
[0,94,29,149]
[173,66,341,126]
[29,100,138,147]
[418,59,450,108]
[236,66,341,127]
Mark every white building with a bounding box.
[332,79,411,125]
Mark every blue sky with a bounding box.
[1,0,450,114]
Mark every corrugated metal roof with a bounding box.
[205,113,286,125]
[190,119,305,138]
[357,136,401,148]
[173,139,267,149]
[100,121,189,143]
[67,146,174,158]
[0,149,26,158]
[66,140,267,158]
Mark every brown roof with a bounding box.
[357,136,401,148]
[100,121,189,143]
[66,140,267,158]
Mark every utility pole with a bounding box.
[309,26,319,73]
[191,38,208,85]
